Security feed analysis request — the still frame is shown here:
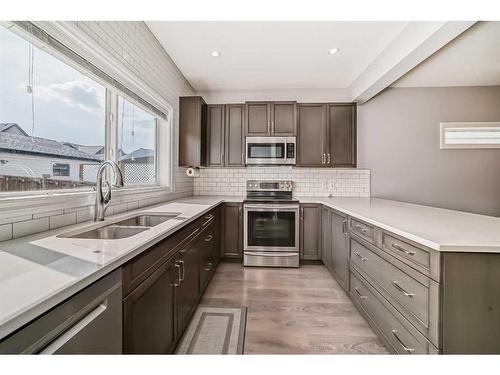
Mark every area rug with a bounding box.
[176,307,247,354]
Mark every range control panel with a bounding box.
[246,180,293,192]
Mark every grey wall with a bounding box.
[358,86,500,216]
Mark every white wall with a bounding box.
[358,86,500,216]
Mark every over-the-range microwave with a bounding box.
[245,136,296,165]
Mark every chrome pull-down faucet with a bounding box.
[94,160,124,221]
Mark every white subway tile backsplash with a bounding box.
[50,212,77,230]
[13,218,50,239]
[193,167,370,197]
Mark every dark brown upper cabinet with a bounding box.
[224,104,245,166]
[245,101,297,136]
[206,105,225,167]
[205,104,245,167]
[328,104,356,167]
[179,96,208,167]
[296,103,328,167]
[297,102,356,167]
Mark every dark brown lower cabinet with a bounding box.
[299,203,322,260]
[176,235,203,336]
[123,260,176,354]
[330,210,349,290]
[123,208,220,354]
[321,206,332,267]
[222,203,243,258]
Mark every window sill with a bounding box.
[0,185,174,220]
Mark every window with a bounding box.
[0,23,169,194]
[0,25,105,191]
[440,122,500,149]
[117,96,157,185]
[52,163,70,177]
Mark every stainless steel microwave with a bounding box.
[245,136,296,165]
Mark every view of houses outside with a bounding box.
[0,25,156,192]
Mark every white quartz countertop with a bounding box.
[298,196,500,253]
[1,193,499,341]
[0,195,243,340]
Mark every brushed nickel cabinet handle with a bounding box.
[354,252,367,261]
[179,260,185,282]
[392,243,415,256]
[327,153,331,165]
[174,262,181,287]
[342,219,348,235]
[204,234,213,242]
[322,153,326,165]
[354,287,367,300]
[354,224,368,233]
[392,281,415,298]
[391,330,415,353]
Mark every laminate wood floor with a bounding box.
[200,262,389,354]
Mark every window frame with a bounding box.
[440,122,500,149]
[0,21,174,201]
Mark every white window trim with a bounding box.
[0,21,176,211]
[440,122,500,149]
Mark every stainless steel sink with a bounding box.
[67,226,148,240]
[114,213,181,227]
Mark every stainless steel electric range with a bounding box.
[243,180,299,268]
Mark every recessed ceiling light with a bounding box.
[328,48,340,55]
[211,51,220,57]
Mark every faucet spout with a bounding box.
[94,160,124,221]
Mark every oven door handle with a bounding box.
[245,252,298,257]
[244,204,299,210]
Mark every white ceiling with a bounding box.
[394,21,500,87]
[146,21,409,91]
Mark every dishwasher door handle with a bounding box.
[39,301,108,354]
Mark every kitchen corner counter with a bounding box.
[298,196,500,253]
[0,195,243,341]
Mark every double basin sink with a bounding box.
[59,213,182,240]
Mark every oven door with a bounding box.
[244,203,299,252]
[245,137,293,165]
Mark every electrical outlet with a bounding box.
[328,182,336,190]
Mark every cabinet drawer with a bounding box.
[350,269,438,354]
[350,238,431,331]
[349,218,375,244]
[382,232,430,269]
[122,220,200,296]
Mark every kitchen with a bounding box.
[1,1,500,374]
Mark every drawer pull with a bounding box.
[354,224,368,233]
[174,262,182,287]
[354,287,367,300]
[204,262,214,271]
[204,214,214,220]
[204,234,213,242]
[391,330,415,353]
[392,243,415,256]
[179,260,185,282]
[354,252,367,262]
[392,281,415,298]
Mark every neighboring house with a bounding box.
[119,148,155,184]
[0,123,102,182]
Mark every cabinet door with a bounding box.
[328,104,356,167]
[222,203,243,258]
[331,211,349,291]
[321,206,332,269]
[300,204,322,260]
[176,237,202,336]
[245,102,270,136]
[297,104,327,166]
[179,96,207,167]
[225,104,245,166]
[207,105,225,167]
[123,261,176,354]
[271,101,297,136]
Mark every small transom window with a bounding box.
[440,122,500,149]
